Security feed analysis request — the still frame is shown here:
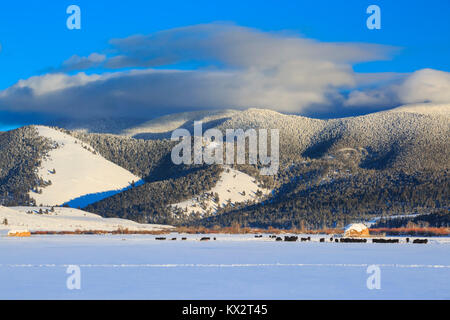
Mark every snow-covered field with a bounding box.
[1,234,449,299]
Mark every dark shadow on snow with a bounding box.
[64,180,145,209]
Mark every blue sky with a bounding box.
[0,0,449,130]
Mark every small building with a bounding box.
[344,223,369,237]
[8,229,31,237]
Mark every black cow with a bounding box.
[413,239,428,244]
[372,238,399,243]
[340,238,367,243]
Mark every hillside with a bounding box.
[0,126,51,206]
[116,104,449,172]
[212,107,449,172]
[0,205,172,232]
[29,126,142,207]
[124,109,239,139]
[171,166,271,217]
[83,165,224,225]
[388,103,450,116]
[0,104,448,228]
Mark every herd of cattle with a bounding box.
[152,235,428,243]
[273,235,428,244]
[155,236,217,241]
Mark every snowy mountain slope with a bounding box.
[0,126,52,206]
[327,109,449,170]
[171,166,271,217]
[0,205,172,232]
[212,106,449,171]
[123,109,239,139]
[388,103,450,116]
[61,105,448,227]
[130,104,448,170]
[29,126,142,206]
[55,104,448,173]
[1,104,448,227]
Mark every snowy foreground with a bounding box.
[1,234,449,300]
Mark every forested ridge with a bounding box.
[0,126,52,206]
[1,107,448,228]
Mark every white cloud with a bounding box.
[105,24,393,68]
[397,68,450,104]
[0,72,102,97]
[345,69,450,108]
[62,53,107,71]
[1,23,448,121]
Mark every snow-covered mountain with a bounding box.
[1,103,448,229]
[124,109,240,139]
[116,103,449,171]
[0,205,171,232]
[29,126,142,207]
[388,103,450,115]
[171,166,271,217]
